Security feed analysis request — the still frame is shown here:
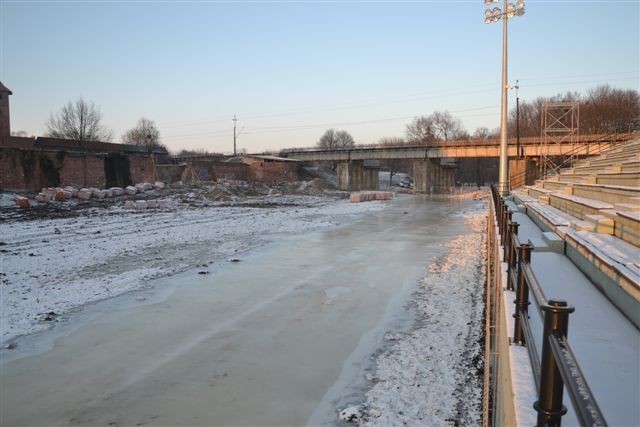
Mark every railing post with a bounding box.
[513,243,532,344]
[534,299,575,427]
[505,222,519,290]
[497,197,504,231]
[501,205,510,246]
[504,220,518,264]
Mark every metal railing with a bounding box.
[490,185,607,426]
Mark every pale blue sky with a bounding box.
[1,1,638,153]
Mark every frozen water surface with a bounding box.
[1,197,479,426]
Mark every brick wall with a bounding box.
[246,161,299,183]
[129,155,155,183]
[58,155,105,188]
[0,146,156,191]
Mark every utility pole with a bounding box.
[515,80,521,158]
[233,115,237,156]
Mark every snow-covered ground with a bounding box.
[357,206,486,426]
[0,193,387,345]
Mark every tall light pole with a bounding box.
[233,115,237,156]
[484,0,525,196]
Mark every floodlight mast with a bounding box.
[484,0,525,196]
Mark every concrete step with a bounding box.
[596,172,640,187]
[572,183,640,205]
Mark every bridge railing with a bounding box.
[490,186,607,426]
[281,132,636,155]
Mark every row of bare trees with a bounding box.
[508,84,639,137]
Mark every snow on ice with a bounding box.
[358,206,486,427]
[0,194,387,346]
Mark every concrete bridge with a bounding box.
[281,134,634,193]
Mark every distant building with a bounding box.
[0,82,12,136]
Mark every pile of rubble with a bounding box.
[13,182,166,208]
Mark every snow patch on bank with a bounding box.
[358,204,486,426]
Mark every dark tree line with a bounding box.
[509,84,639,137]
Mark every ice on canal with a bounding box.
[1,197,487,427]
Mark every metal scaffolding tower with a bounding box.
[540,102,580,178]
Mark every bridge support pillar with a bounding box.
[337,161,363,191]
[414,159,456,194]
[337,161,380,191]
[509,158,539,190]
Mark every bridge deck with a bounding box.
[281,134,635,161]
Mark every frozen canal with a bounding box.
[1,196,484,426]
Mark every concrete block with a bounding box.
[134,200,147,210]
[158,200,170,209]
[35,193,50,203]
[42,188,56,199]
[124,200,135,209]
[571,220,596,232]
[53,191,66,201]
[374,191,393,200]
[542,232,565,254]
[584,214,615,234]
[614,202,640,212]
[110,187,124,196]
[77,189,92,200]
[125,186,138,195]
[146,199,158,209]
[526,237,549,252]
[14,197,30,208]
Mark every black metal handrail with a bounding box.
[490,185,607,427]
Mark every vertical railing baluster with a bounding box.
[534,300,575,427]
[513,244,532,344]
[505,222,519,291]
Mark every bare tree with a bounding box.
[122,118,165,152]
[406,111,468,143]
[508,85,640,136]
[431,110,468,140]
[378,136,406,146]
[581,85,640,133]
[406,116,437,144]
[473,127,491,140]
[46,98,112,143]
[317,129,355,150]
